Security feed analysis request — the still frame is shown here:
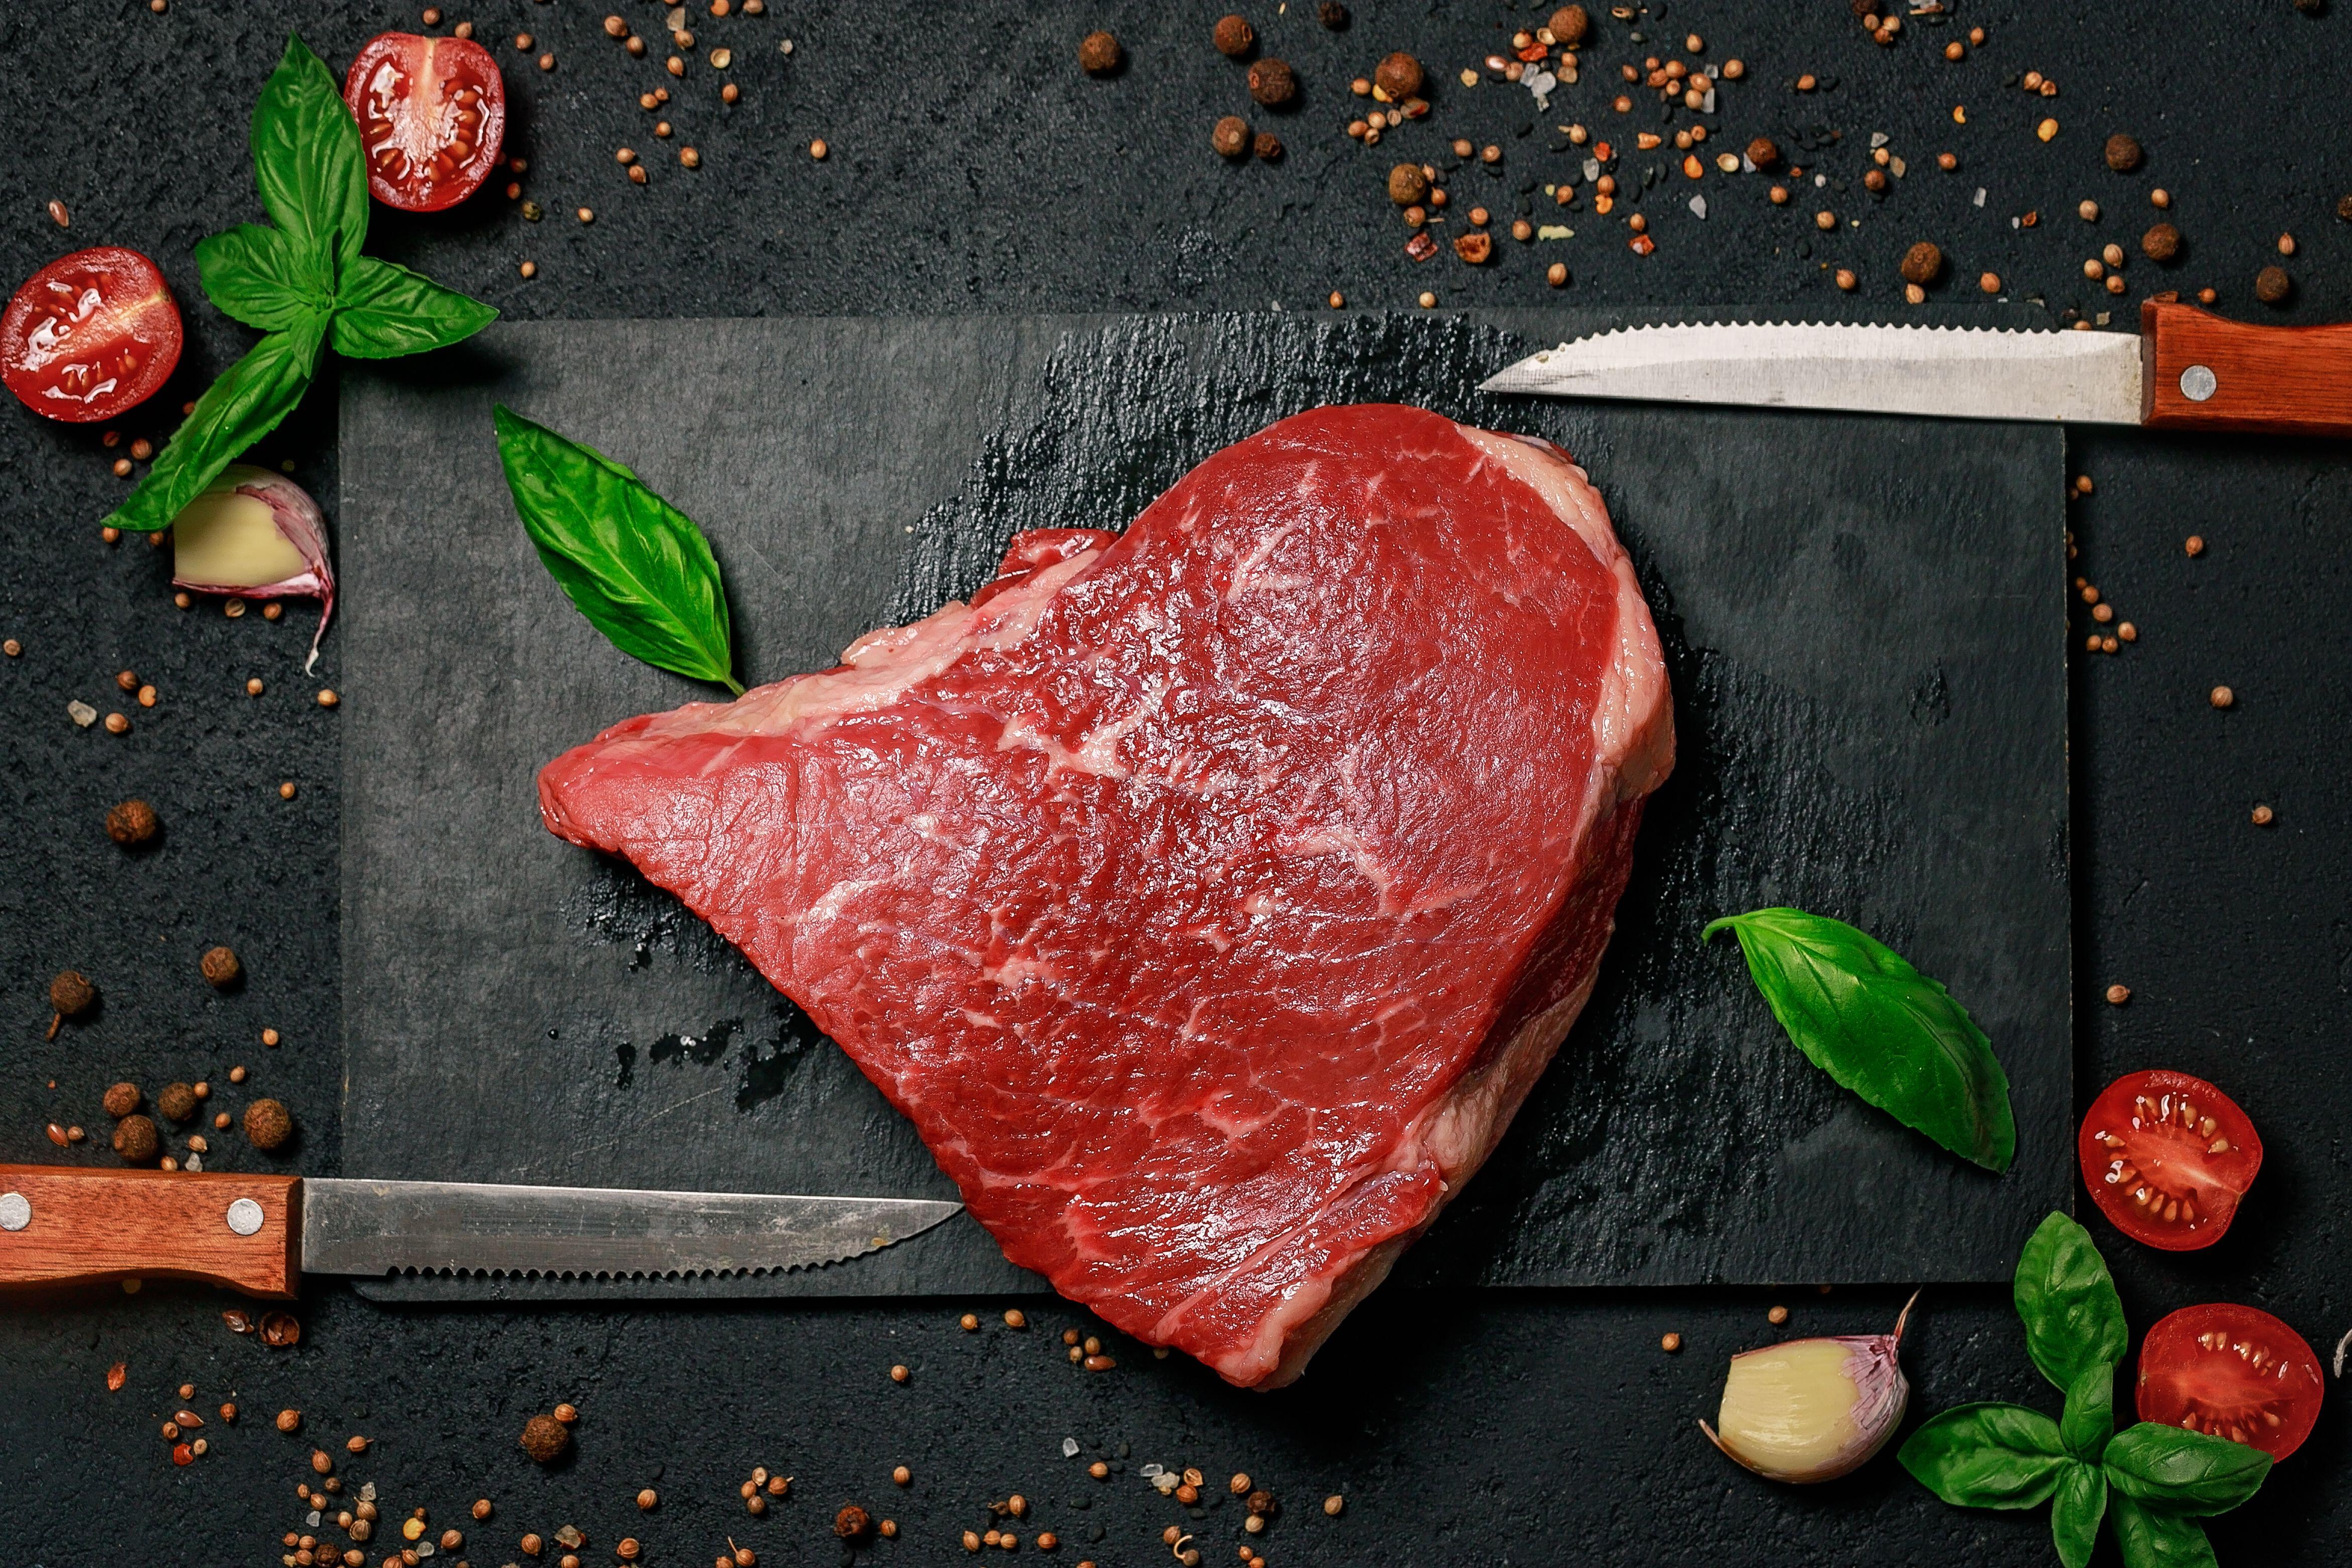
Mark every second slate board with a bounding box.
[338,311,2070,1300]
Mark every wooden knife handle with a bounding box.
[0,1165,300,1297]
[2140,300,2352,437]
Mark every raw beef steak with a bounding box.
[539,404,1674,1387]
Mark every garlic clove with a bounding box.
[171,465,335,672]
[1701,1292,1917,1484]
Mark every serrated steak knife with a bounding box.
[1483,300,2352,437]
[0,1165,962,1297]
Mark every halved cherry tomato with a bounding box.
[343,33,507,212]
[1,247,182,423]
[2078,1068,2261,1250]
[2137,1303,2323,1461]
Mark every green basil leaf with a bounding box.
[2014,1211,2130,1391]
[251,34,366,285]
[106,317,326,535]
[2060,1359,2116,1462]
[2109,1494,2220,1568]
[193,223,331,331]
[2104,1423,2272,1517]
[1702,908,2016,1170]
[2049,1462,2106,1568]
[1897,1403,2071,1509]
[493,406,742,694]
[330,256,498,359]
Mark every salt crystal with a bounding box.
[416,1548,434,1559]
[307,1512,322,1528]
[1890,156,1906,177]
[1582,158,1601,181]
[1974,187,1988,207]
[183,1153,202,1172]
[1063,1438,1081,1458]
[361,1483,376,1502]
[1870,131,1890,148]
[1139,1463,1164,1479]
[1815,173,1827,187]
[67,700,96,727]
[1701,89,1715,113]
[1689,195,1707,219]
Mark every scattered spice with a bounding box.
[1745,136,1781,169]
[834,1505,870,1540]
[2105,984,2131,1006]
[1374,52,1423,100]
[890,1363,911,1384]
[2142,223,2181,262]
[1899,242,1942,285]
[244,1098,294,1151]
[1768,1304,1791,1326]
[50,970,98,1031]
[1454,232,1494,264]
[201,945,242,988]
[1078,31,1121,75]
[259,1311,301,1347]
[520,1414,571,1463]
[1246,58,1296,106]
[2254,266,2292,306]
[1318,2,1348,29]
[1254,131,1283,161]
[472,1499,493,1521]
[2209,685,2235,710]
[1212,116,1251,158]
[1549,6,1590,46]
[1662,1332,1684,1352]
[2252,805,2275,827]
[1214,15,1255,58]
[157,1082,199,1123]
[113,1114,160,1164]
[1387,163,1429,205]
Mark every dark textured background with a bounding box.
[1,1,2346,1563]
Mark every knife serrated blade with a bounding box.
[1482,320,2146,424]
[300,1178,963,1281]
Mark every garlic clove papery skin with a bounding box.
[171,464,335,672]
[1700,1295,1916,1484]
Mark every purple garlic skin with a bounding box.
[1701,1293,1917,1484]
[170,464,335,670]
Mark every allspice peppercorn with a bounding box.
[1899,241,1943,285]
[834,1506,871,1540]
[114,1114,160,1164]
[51,969,97,1023]
[1077,30,1121,75]
[520,1414,571,1463]
[1549,6,1590,46]
[157,1082,199,1123]
[1246,58,1295,106]
[201,945,242,988]
[2255,265,2292,305]
[1211,116,1251,157]
[1374,51,1422,101]
[1253,131,1283,161]
[107,799,159,846]
[1387,162,1429,205]
[1744,136,1780,169]
[103,1082,141,1118]
[2141,222,2181,262]
[244,1098,295,1152]
[2103,133,2142,172]
[1212,14,1255,58]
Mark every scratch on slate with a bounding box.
[504,1082,736,1179]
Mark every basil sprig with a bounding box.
[1899,1213,2275,1568]
[110,34,495,534]
[1703,908,2015,1171]
[492,407,743,695]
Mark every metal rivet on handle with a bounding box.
[0,1193,29,1232]
[2179,364,2217,402]
[225,1198,265,1237]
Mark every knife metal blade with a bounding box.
[300,1178,963,1282]
[1481,320,2145,425]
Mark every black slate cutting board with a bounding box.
[336,311,2070,1300]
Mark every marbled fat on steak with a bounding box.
[539,404,1674,1387]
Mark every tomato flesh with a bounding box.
[2078,1068,2261,1251]
[2137,1303,2323,1461]
[344,33,507,212]
[2,247,182,423]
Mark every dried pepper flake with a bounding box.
[1405,231,1438,261]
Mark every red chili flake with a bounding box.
[258,1312,302,1347]
[1516,42,1549,62]
[171,1441,194,1465]
[107,1362,128,1391]
[1405,231,1439,262]
[1630,234,1657,255]
[1594,141,1614,162]
[222,1309,255,1334]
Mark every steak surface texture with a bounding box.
[539,404,1674,1387]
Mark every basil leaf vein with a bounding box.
[2108,1493,2221,1568]
[493,406,742,694]
[331,256,499,359]
[2060,1359,2116,1462]
[106,316,326,535]
[2014,1210,2130,1391]
[1896,1403,2071,1509]
[250,33,367,285]
[1702,907,2017,1170]
[194,224,331,331]
[2103,1423,2273,1516]
[2049,1462,2107,1568]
